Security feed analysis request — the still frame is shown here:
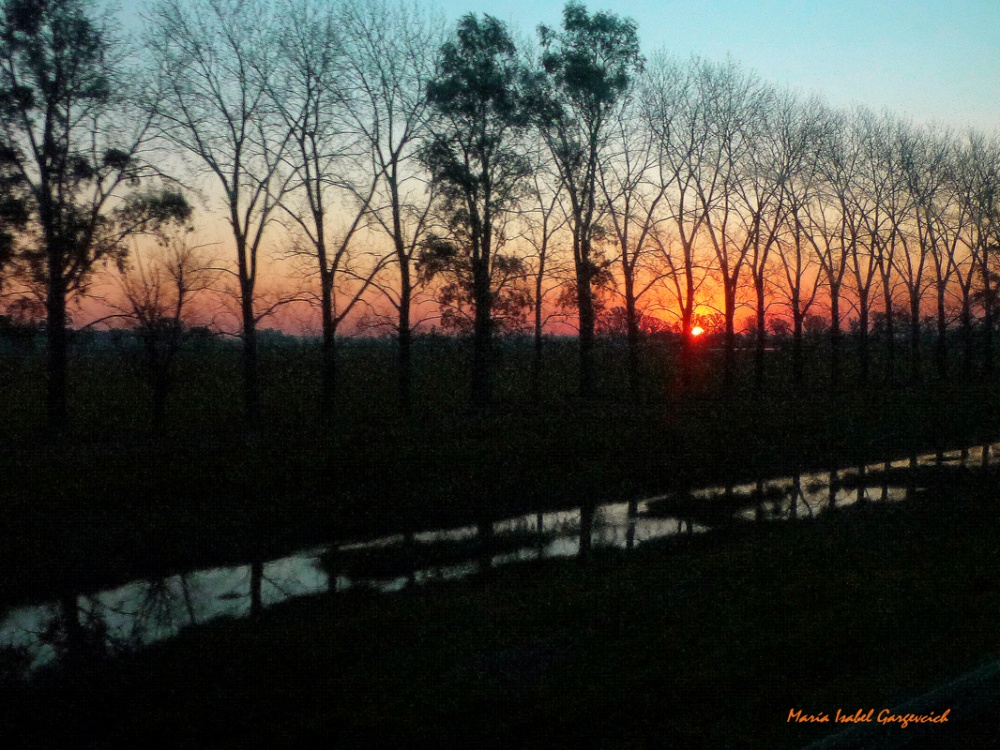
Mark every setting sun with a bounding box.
[691,326,705,337]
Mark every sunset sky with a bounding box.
[99,0,1000,335]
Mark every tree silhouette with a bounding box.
[336,0,442,412]
[113,231,215,433]
[269,0,386,423]
[532,1,643,399]
[422,14,532,407]
[144,0,290,431]
[0,0,188,434]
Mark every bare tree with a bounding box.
[892,122,934,383]
[520,151,569,403]
[964,132,1000,375]
[144,0,292,430]
[759,92,826,391]
[871,115,915,385]
[954,131,1000,376]
[642,54,712,387]
[851,110,897,386]
[795,106,858,394]
[113,231,216,432]
[269,0,386,422]
[692,58,771,391]
[736,83,794,393]
[917,128,967,381]
[337,0,441,411]
[599,89,669,401]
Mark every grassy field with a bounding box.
[2,333,1000,746]
[0,334,997,607]
[5,462,1000,748]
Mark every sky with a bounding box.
[436,0,1000,132]
[102,0,1000,334]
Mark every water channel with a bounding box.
[1,442,994,676]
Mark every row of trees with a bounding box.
[2,0,1000,434]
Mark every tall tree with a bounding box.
[269,0,384,423]
[852,110,896,386]
[532,1,643,398]
[421,13,531,407]
[337,0,441,412]
[772,96,828,389]
[521,150,568,403]
[642,54,712,387]
[691,59,770,392]
[0,0,187,433]
[145,0,291,430]
[955,131,1000,377]
[893,122,933,383]
[0,140,27,292]
[805,107,857,393]
[599,87,668,402]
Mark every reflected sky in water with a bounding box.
[1,444,991,674]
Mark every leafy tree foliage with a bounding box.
[531,1,643,397]
[0,0,188,431]
[421,14,532,405]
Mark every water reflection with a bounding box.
[2,442,996,676]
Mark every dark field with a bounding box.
[2,333,999,747]
[1,334,997,602]
[0,334,997,600]
[5,464,1000,748]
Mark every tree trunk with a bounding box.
[241,282,259,430]
[982,250,993,378]
[883,291,896,386]
[532,317,543,405]
[320,267,337,424]
[723,283,737,393]
[754,278,766,393]
[532,264,545,404]
[935,284,947,381]
[625,276,640,404]
[792,312,804,391]
[578,268,596,400]
[857,292,869,387]
[961,296,973,379]
[398,263,413,412]
[909,295,922,383]
[472,263,492,408]
[46,258,67,436]
[829,288,841,394]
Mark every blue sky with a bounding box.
[436,0,1000,132]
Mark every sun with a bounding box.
[691,326,705,337]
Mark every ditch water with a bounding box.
[1,442,995,675]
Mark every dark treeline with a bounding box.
[1,0,999,434]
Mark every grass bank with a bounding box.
[0,338,997,607]
[5,463,1000,748]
